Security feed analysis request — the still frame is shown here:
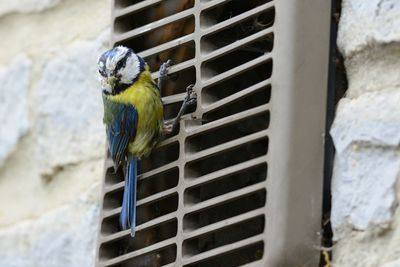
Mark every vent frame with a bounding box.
[97,0,331,266]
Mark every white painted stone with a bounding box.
[0,0,111,64]
[0,183,100,267]
[0,0,60,17]
[0,55,31,167]
[0,157,104,227]
[331,146,399,231]
[380,259,400,267]
[33,31,109,174]
[331,90,400,154]
[338,0,400,57]
[344,43,400,98]
[330,90,400,231]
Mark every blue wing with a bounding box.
[105,103,138,169]
[103,97,139,236]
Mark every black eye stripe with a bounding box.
[115,50,133,72]
[116,60,124,68]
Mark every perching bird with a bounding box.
[97,46,195,237]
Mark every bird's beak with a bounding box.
[106,76,118,89]
[101,76,118,94]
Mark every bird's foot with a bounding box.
[164,84,197,135]
[163,124,173,135]
[158,59,172,90]
[184,84,197,107]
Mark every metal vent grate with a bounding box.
[96,0,331,266]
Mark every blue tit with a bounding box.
[98,46,196,237]
[98,46,164,237]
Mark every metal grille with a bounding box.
[96,0,331,266]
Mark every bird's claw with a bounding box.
[158,59,172,90]
[184,84,197,107]
[159,60,172,78]
[163,124,173,134]
[163,84,197,135]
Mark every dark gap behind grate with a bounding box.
[182,216,265,257]
[184,163,267,205]
[183,189,266,231]
[183,242,264,267]
[163,98,197,122]
[144,41,195,72]
[101,193,178,236]
[104,166,125,187]
[200,0,273,28]
[138,142,179,174]
[157,66,196,98]
[185,137,268,179]
[114,0,194,34]
[136,192,178,225]
[99,219,177,260]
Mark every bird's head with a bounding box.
[97,46,144,94]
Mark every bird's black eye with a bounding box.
[116,60,124,70]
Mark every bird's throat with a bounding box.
[112,82,133,95]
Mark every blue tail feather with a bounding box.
[119,157,137,237]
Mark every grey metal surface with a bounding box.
[96,0,331,266]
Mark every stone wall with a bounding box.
[331,0,400,266]
[0,0,110,266]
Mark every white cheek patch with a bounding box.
[118,53,140,84]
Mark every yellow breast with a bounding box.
[108,68,164,158]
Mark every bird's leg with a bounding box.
[157,59,172,90]
[164,84,197,134]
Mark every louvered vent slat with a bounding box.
[115,0,160,11]
[139,35,194,59]
[182,234,265,265]
[202,55,272,87]
[114,11,194,40]
[185,157,267,188]
[97,0,331,266]
[152,59,195,79]
[183,208,265,239]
